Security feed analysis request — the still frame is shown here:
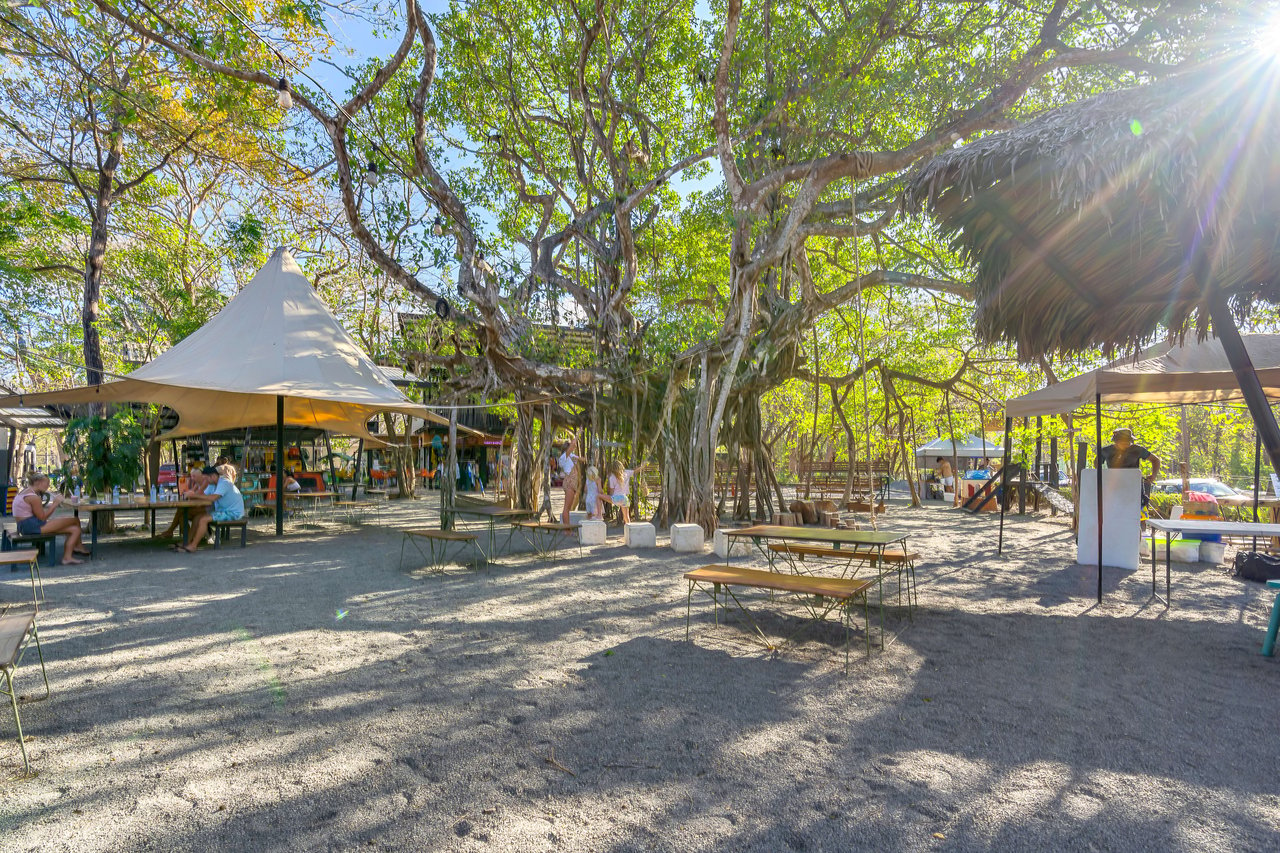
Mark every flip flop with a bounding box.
[73,549,92,556]
[60,558,84,566]
[179,545,199,554]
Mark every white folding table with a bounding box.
[1146,518,1280,605]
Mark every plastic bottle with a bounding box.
[150,485,158,503]
[112,485,120,504]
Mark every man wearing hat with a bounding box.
[1097,428,1162,502]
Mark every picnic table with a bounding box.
[286,491,336,519]
[723,524,918,639]
[444,505,537,556]
[1146,518,1280,604]
[72,498,208,552]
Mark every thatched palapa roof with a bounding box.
[905,55,1280,360]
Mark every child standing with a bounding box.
[584,466,605,520]
[608,460,642,525]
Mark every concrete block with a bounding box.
[579,519,607,545]
[568,510,588,526]
[671,523,705,553]
[624,521,656,548]
[713,528,750,558]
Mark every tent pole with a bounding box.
[1254,431,1262,553]
[1210,293,1280,476]
[998,417,1011,554]
[275,396,285,536]
[350,438,364,501]
[323,431,338,492]
[1095,393,1103,603]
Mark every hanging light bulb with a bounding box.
[277,77,292,110]
[432,216,445,237]
[364,160,379,188]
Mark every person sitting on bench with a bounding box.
[176,466,245,553]
[13,473,88,564]
[157,467,214,540]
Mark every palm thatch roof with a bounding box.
[905,54,1280,360]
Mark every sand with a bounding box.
[2,496,1279,852]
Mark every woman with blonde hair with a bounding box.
[12,473,88,564]
[607,459,643,526]
[557,436,585,525]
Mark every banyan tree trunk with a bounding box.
[515,399,538,512]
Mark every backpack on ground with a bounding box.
[1231,551,1280,583]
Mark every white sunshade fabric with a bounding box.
[915,434,1002,460]
[1005,334,1280,418]
[0,248,448,443]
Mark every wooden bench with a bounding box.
[399,529,482,573]
[0,552,43,606]
[0,605,50,776]
[766,544,919,615]
[683,564,875,669]
[213,518,248,549]
[10,533,60,568]
[511,521,582,560]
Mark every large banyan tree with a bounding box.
[94,0,1258,529]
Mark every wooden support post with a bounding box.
[998,417,1012,555]
[1049,436,1059,516]
[1017,419,1027,515]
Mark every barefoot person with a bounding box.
[177,465,245,553]
[156,467,212,540]
[557,436,585,525]
[13,473,88,564]
[607,459,644,526]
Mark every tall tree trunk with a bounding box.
[515,399,537,511]
[83,119,124,386]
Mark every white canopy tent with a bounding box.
[914,434,1001,468]
[1006,335,1280,418]
[0,248,453,533]
[999,334,1280,596]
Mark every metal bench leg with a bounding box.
[1263,589,1280,656]
[3,668,29,776]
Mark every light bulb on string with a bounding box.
[277,77,292,110]
[364,160,380,188]
[432,216,445,236]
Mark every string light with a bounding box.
[364,160,380,188]
[432,216,445,236]
[277,77,292,110]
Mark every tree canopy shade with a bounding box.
[0,248,447,443]
[905,54,1280,360]
[1005,335,1280,418]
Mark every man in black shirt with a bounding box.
[1097,428,1162,502]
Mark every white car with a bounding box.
[1149,478,1241,499]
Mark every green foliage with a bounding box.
[61,410,149,495]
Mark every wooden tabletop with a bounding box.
[512,521,578,532]
[74,499,207,511]
[449,506,536,520]
[0,552,38,566]
[287,491,336,499]
[403,529,478,541]
[724,524,909,547]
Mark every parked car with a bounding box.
[1150,478,1240,499]
[157,464,177,487]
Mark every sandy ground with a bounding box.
[2,494,1279,852]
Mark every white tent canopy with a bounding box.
[0,248,447,443]
[1006,334,1280,418]
[915,434,1001,467]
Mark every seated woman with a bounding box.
[283,472,302,494]
[12,473,89,564]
